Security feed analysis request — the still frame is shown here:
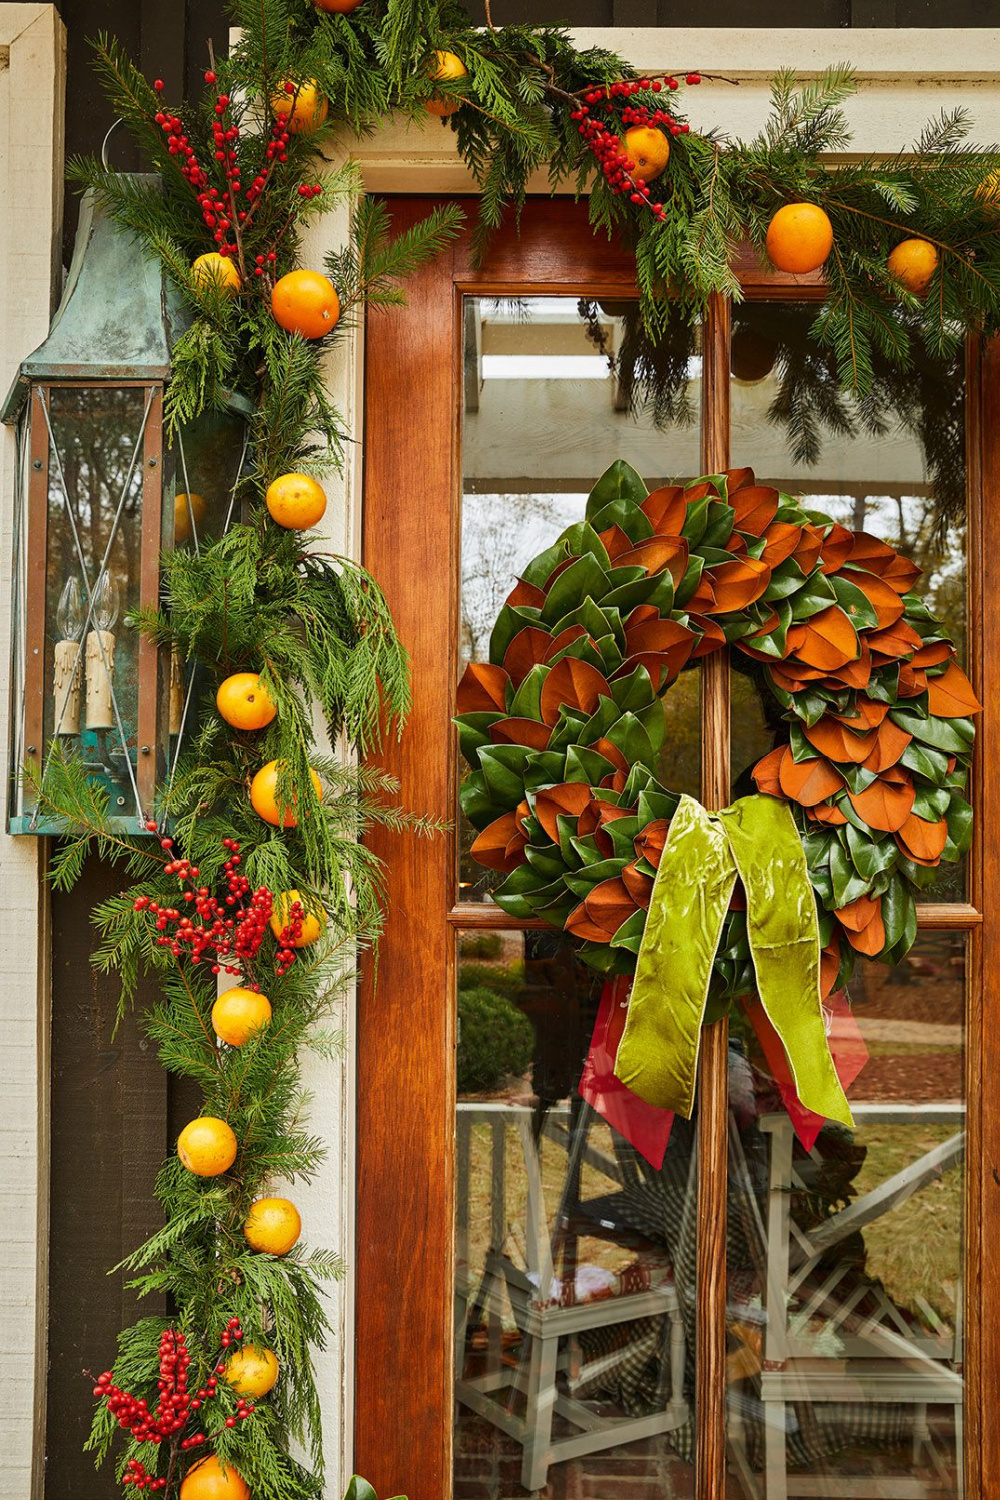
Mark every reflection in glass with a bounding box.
[459,296,701,901]
[454,934,698,1497]
[726,931,965,1496]
[728,301,968,901]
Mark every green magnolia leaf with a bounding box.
[845,822,898,880]
[605,816,643,856]
[789,575,839,621]
[681,496,711,546]
[700,501,737,550]
[881,875,917,953]
[602,570,675,615]
[521,539,570,590]
[344,1478,380,1500]
[828,574,880,630]
[509,663,547,720]
[762,558,808,603]
[551,596,625,649]
[559,521,612,570]
[564,858,628,898]
[900,740,951,781]
[911,784,950,820]
[541,555,610,624]
[674,555,705,608]
[523,751,571,789]
[548,707,596,754]
[609,909,647,953]
[606,712,656,770]
[478,745,532,806]
[945,792,974,855]
[525,843,568,879]
[637,788,679,824]
[585,460,648,518]
[891,708,975,754]
[589,498,654,542]
[830,839,873,907]
[456,712,501,761]
[459,776,506,828]
[569,833,606,866]
[611,664,657,714]
[564,745,616,784]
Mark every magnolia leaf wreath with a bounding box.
[456,462,980,1135]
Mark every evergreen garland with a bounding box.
[31,2,1000,1496]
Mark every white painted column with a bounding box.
[0,9,65,1499]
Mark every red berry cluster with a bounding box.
[568,74,701,221]
[274,901,306,978]
[95,1321,254,1491]
[152,83,208,195]
[134,832,286,981]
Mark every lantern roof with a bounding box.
[2,178,189,422]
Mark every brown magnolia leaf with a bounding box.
[792,524,825,576]
[843,902,886,956]
[728,531,748,556]
[768,663,826,693]
[599,769,629,795]
[502,627,554,684]
[822,645,872,691]
[803,716,877,764]
[578,877,640,940]
[641,484,687,536]
[849,533,921,595]
[506,579,547,609]
[896,663,928,698]
[470,811,528,873]
[618,651,690,692]
[835,892,881,933]
[820,940,842,997]
[624,603,659,629]
[831,697,888,731]
[725,467,755,494]
[489,717,552,751]
[895,811,949,865]
[777,746,845,806]
[539,657,612,726]
[760,522,804,568]
[457,661,510,713]
[683,481,715,504]
[542,556,575,590]
[865,620,924,660]
[616,535,690,584]
[686,574,717,612]
[837,569,905,629]
[590,737,631,774]
[751,746,786,798]
[565,903,615,943]
[634,818,670,869]
[862,718,912,773]
[926,661,983,717]
[731,485,779,536]
[912,640,955,668]
[818,523,854,576]
[621,860,654,907]
[688,615,727,658]
[579,797,633,845]
[847,769,915,833]
[597,524,635,562]
[805,801,849,825]
[699,557,772,614]
[787,606,859,671]
[534,782,594,842]
[625,617,697,656]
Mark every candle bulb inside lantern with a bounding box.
[53,576,84,735]
[85,569,120,730]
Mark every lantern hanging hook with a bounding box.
[100,118,126,172]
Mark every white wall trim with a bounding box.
[0,9,65,1498]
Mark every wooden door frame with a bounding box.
[360,195,995,1499]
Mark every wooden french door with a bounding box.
[359,197,999,1500]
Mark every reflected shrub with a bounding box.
[457,986,534,1094]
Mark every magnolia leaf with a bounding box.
[585,460,648,518]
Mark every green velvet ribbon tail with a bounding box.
[614,793,853,1128]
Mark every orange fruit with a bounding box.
[271,78,328,135]
[249,760,323,828]
[212,987,272,1046]
[765,203,834,275]
[271,270,340,339]
[426,50,467,116]
[174,492,207,546]
[177,1117,238,1177]
[977,168,1000,217]
[624,126,670,183]
[225,1343,279,1396]
[314,0,363,8]
[270,890,324,947]
[192,252,241,295]
[265,473,327,530]
[180,1454,250,1500]
[887,238,938,297]
[244,1197,302,1255]
[216,672,277,731]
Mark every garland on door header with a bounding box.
[30,1,995,1496]
[456,462,979,1120]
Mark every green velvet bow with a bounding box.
[614,793,853,1126]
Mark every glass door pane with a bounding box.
[455,296,704,1497]
[725,304,969,1495]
